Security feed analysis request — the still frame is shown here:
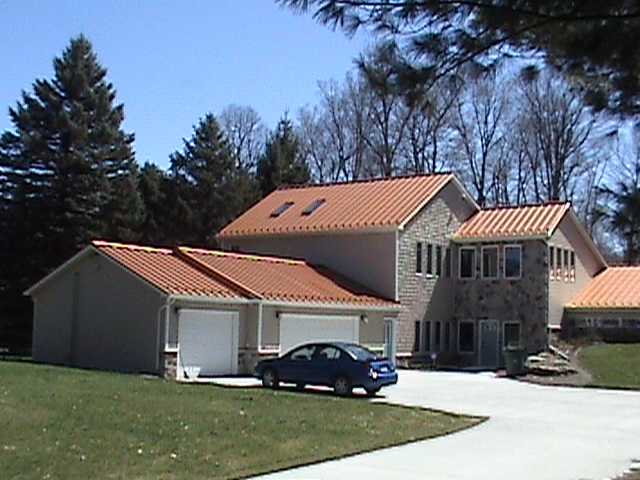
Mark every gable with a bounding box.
[218,174,476,238]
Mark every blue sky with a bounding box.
[0,1,371,168]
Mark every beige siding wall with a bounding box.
[548,217,603,328]
[396,183,476,356]
[221,232,397,300]
[32,253,166,374]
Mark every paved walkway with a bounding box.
[228,370,640,480]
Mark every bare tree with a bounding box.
[450,67,511,207]
[516,68,595,203]
[219,104,268,171]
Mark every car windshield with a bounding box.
[340,343,379,361]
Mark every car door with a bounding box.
[312,345,343,386]
[278,345,316,384]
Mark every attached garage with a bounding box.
[279,313,359,353]
[26,241,401,380]
[177,309,239,377]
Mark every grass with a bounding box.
[579,343,640,389]
[0,361,481,480]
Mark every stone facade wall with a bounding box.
[397,194,464,355]
[454,239,549,356]
[162,351,177,379]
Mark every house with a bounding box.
[26,241,400,379]
[563,267,640,341]
[218,174,614,367]
[27,173,636,375]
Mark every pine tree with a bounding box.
[257,116,311,196]
[0,35,141,350]
[168,114,260,247]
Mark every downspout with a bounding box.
[257,300,263,353]
[156,295,176,375]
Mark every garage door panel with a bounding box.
[279,314,359,353]
[178,309,238,377]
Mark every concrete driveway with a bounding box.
[247,370,640,480]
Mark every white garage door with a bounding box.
[178,309,239,377]
[279,313,359,353]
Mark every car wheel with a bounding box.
[365,387,380,397]
[333,375,352,396]
[295,382,305,391]
[262,368,278,389]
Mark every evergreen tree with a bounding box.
[168,113,260,247]
[257,116,311,196]
[0,35,141,350]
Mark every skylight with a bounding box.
[270,201,294,218]
[301,199,325,216]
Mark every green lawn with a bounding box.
[0,361,481,480]
[579,343,640,389]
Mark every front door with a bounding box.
[479,320,500,368]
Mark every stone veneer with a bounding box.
[454,239,549,357]
[396,195,463,355]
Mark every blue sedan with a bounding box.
[253,342,398,396]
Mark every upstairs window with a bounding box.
[416,242,423,274]
[570,251,576,282]
[426,244,434,275]
[444,247,452,278]
[459,247,476,279]
[563,249,569,282]
[555,247,562,281]
[435,246,443,277]
[504,245,522,279]
[549,247,555,281]
[481,246,498,279]
[301,198,325,216]
[270,201,294,217]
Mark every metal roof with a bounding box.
[568,267,640,309]
[218,174,464,238]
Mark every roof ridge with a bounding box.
[92,239,173,255]
[478,201,570,212]
[179,246,305,266]
[174,247,263,299]
[274,172,453,192]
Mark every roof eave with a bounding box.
[24,246,95,296]
[452,234,548,244]
[258,298,403,312]
[218,224,399,240]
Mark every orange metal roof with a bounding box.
[177,247,396,306]
[92,241,396,307]
[93,241,243,298]
[454,203,570,241]
[218,174,457,238]
[568,267,640,309]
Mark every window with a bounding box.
[504,245,522,279]
[503,322,521,348]
[423,321,431,351]
[459,247,476,279]
[426,244,434,275]
[563,249,569,282]
[301,198,325,216]
[549,247,555,281]
[482,246,498,279]
[270,201,294,217]
[414,321,421,352]
[434,321,442,350]
[556,247,562,281]
[290,345,315,360]
[317,346,341,360]
[444,322,451,351]
[570,251,576,282]
[444,247,452,278]
[435,246,443,277]
[458,321,475,353]
[416,242,423,274]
